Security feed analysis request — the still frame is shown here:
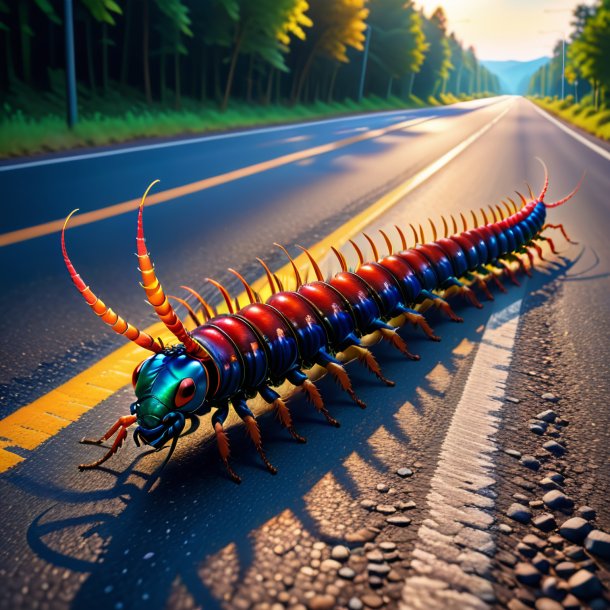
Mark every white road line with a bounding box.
[401,299,523,610]
[529,101,610,162]
[0,98,505,173]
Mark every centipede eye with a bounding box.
[175,378,196,408]
[132,361,145,388]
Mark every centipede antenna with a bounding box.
[480,208,489,225]
[409,223,419,245]
[180,285,215,321]
[536,157,549,201]
[470,210,479,228]
[495,204,505,219]
[418,224,425,244]
[526,182,535,200]
[348,239,365,267]
[487,205,498,223]
[330,246,348,272]
[206,278,235,314]
[460,212,468,232]
[273,274,285,292]
[362,233,379,261]
[274,243,302,289]
[428,218,438,241]
[256,257,277,295]
[507,198,518,214]
[516,191,527,208]
[228,268,256,304]
[545,171,585,208]
[441,216,449,238]
[394,225,407,250]
[379,229,393,255]
[168,295,201,327]
[501,200,512,216]
[296,245,324,281]
[450,215,458,235]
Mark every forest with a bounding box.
[0,0,501,156]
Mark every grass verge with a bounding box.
[0,88,490,159]
[529,95,610,142]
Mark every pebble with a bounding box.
[508,601,531,610]
[578,558,597,572]
[548,534,564,547]
[376,483,389,493]
[532,553,551,574]
[386,515,411,526]
[506,396,521,403]
[560,517,593,543]
[564,545,587,561]
[497,551,518,566]
[536,409,557,423]
[338,567,356,580]
[534,599,563,610]
[366,550,384,563]
[539,477,561,490]
[520,455,541,471]
[397,500,416,510]
[532,513,557,532]
[506,448,522,458]
[308,594,336,610]
[517,543,537,558]
[360,500,376,510]
[379,541,396,552]
[319,559,341,573]
[543,490,573,510]
[367,563,390,576]
[540,576,562,600]
[507,503,532,523]
[396,467,413,478]
[568,569,602,600]
[523,534,546,549]
[513,493,529,503]
[547,472,564,483]
[530,424,546,435]
[555,561,577,578]
[562,594,581,610]
[584,530,610,559]
[541,393,559,402]
[515,563,541,586]
[577,506,596,520]
[376,504,396,515]
[498,524,513,534]
[360,594,383,609]
[542,440,566,457]
[345,529,377,544]
[331,546,350,561]
[348,598,363,610]
[387,569,402,582]
[368,576,383,589]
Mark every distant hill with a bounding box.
[481,57,550,95]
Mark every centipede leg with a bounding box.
[420,290,463,323]
[442,278,483,309]
[399,307,441,341]
[543,223,577,244]
[232,396,278,475]
[78,414,136,470]
[379,327,420,360]
[480,266,507,293]
[537,235,559,255]
[287,369,340,427]
[212,403,241,484]
[495,260,520,286]
[258,385,306,443]
[529,242,546,261]
[353,346,395,386]
[325,361,367,409]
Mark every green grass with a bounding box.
[0,80,495,159]
[529,95,610,141]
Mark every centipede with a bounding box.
[62,160,582,483]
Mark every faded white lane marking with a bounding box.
[401,299,523,610]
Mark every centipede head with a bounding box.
[131,344,211,452]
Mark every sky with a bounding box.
[415,0,594,62]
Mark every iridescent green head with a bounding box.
[131,345,208,449]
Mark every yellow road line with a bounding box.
[0,115,433,248]
[0,100,512,473]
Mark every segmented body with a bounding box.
[62,165,580,482]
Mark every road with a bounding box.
[0,96,608,610]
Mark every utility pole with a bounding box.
[358,25,371,102]
[64,0,78,127]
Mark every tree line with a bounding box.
[528,1,610,108]
[1,0,500,114]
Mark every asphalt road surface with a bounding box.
[0,96,608,610]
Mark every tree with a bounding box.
[292,0,368,103]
